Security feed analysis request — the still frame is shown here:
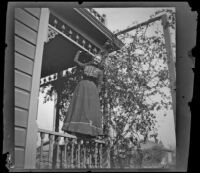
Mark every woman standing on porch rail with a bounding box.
[62,50,104,138]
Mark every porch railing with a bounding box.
[36,128,106,169]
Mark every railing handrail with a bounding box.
[38,128,105,144]
[38,128,77,139]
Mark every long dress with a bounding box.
[62,64,103,138]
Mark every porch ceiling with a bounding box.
[41,34,87,78]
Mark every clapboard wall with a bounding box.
[14,8,41,168]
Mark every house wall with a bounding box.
[12,6,113,169]
[14,8,41,168]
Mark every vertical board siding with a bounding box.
[15,127,27,147]
[15,52,34,75]
[15,148,25,168]
[15,20,38,45]
[15,8,39,31]
[15,36,36,60]
[24,8,41,19]
[14,7,41,168]
[15,70,32,91]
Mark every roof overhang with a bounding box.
[74,8,124,51]
[41,7,124,78]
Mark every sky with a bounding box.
[37,8,176,149]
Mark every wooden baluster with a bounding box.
[77,138,81,168]
[70,138,75,168]
[89,140,92,168]
[85,140,90,168]
[48,134,54,169]
[63,137,68,168]
[80,139,83,168]
[66,141,70,168]
[99,143,103,168]
[60,144,63,168]
[107,144,111,168]
[94,142,98,168]
[39,132,45,169]
[55,136,61,169]
[83,139,86,168]
[97,143,100,168]
[74,140,78,168]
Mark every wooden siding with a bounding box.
[15,70,32,91]
[15,36,36,60]
[15,88,30,109]
[24,8,41,19]
[15,127,26,147]
[15,20,38,45]
[15,107,28,128]
[15,8,39,31]
[14,8,41,168]
[15,148,25,168]
[15,52,34,75]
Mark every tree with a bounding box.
[102,8,175,167]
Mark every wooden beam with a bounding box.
[115,15,164,36]
[161,14,176,125]
[24,8,50,169]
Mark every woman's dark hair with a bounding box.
[79,51,93,63]
[78,50,104,70]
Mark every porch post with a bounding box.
[52,71,62,168]
[24,8,50,169]
[161,14,176,126]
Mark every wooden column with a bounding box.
[52,72,62,168]
[161,14,176,125]
[54,71,62,132]
[24,8,50,169]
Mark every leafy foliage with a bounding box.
[102,8,175,166]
